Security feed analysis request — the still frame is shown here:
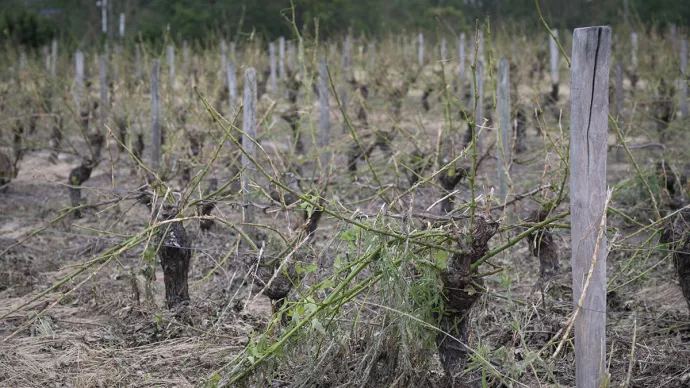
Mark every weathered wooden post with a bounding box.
[113,44,121,86]
[615,61,624,116]
[550,29,560,90]
[670,24,678,49]
[50,39,58,79]
[167,45,175,90]
[101,0,108,35]
[680,40,688,118]
[298,39,304,77]
[119,13,125,38]
[368,42,376,71]
[279,36,286,81]
[183,40,189,77]
[135,44,142,81]
[75,50,84,109]
[340,36,352,134]
[99,54,108,129]
[221,40,227,71]
[418,32,424,66]
[569,26,611,388]
[227,62,237,116]
[630,32,638,91]
[269,42,277,95]
[287,40,295,71]
[318,58,330,173]
[497,58,511,208]
[631,32,638,70]
[458,33,466,88]
[477,31,484,64]
[43,46,50,72]
[342,35,352,80]
[441,38,447,62]
[117,12,124,85]
[151,59,161,171]
[242,68,258,238]
[472,62,484,151]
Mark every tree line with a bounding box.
[1,0,688,49]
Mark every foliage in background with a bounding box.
[0,3,57,48]
[1,0,689,48]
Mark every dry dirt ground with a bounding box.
[1,77,689,387]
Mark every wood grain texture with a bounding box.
[569,26,611,388]
[497,58,511,207]
[473,61,484,152]
[227,62,237,116]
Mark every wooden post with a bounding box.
[477,31,484,64]
[101,0,107,35]
[615,61,624,116]
[298,39,304,77]
[550,29,560,87]
[287,40,295,71]
[631,32,638,70]
[114,44,121,86]
[106,0,113,42]
[167,45,175,90]
[99,54,108,130]
[269,42,277,95]
[242,68,258,235]
[340,36,352,134]
[51,39,58,79]
[183,40,189,77]
[472,62,484,151]
[119,13,125,38]
[342,35,352,79]
[623,0,629,23]
[458,33,466,88]
[135,44,142,81]
[670,24,678,49]
[230,42,236,64]
[279,36,286,81]
[680,40,688,118]
[151,59,161,171]
[75,50,84,110]
[418,32,424,66]
[497,58,511,208]
[43,46,50,72]
[318,58,330,173]
[227,62,237,116]
[441,38,447,62]
[221,40,227,72]
[368,42,375,71]
[569,26,611,388]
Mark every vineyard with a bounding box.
[0,8,689,388]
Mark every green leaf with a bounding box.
[311,318,326,336]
